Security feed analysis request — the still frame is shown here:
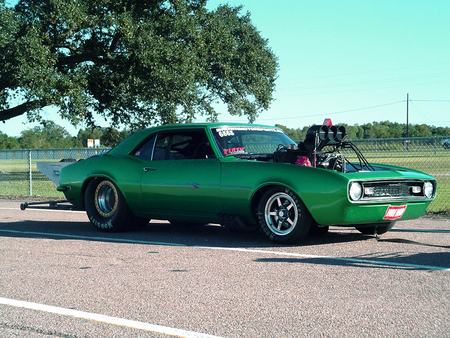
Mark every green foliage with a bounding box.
[76,129,104,148]
[77,127,132,147]
[278,121,450,141]
[275,124,309,141]
[1,120,449,150]
[0,131,20,149]
[0,0,278,129]
[0,120,132,149]
[17,120,82,148]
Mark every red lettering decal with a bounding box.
[383,205,407,220]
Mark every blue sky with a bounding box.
[2,0,450,136]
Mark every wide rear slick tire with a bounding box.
[85,179,149,232]
[257,187,311,244]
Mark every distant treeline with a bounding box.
[276,121,450,142]
[0,121,132,150]
[1,120,450,150]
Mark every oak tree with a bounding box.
[0,0,278,129]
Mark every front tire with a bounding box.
[257,187,311,244]
[85,179,147,232]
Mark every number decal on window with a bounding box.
[217,129,235,137]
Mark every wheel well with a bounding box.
[250,184,317,223]
[250,185,286,216]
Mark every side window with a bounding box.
[174,131,216,160]
[134,130,216,161]
[156,130,218,160]
[153,134,171,160]
[133,134,156,161]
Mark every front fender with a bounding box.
[221,160,350,223]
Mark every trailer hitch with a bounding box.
[20,200,75,211]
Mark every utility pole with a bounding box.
[406,93,409,138]
[406,93,410,151]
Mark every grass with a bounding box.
[342,148,450,213]
[0,159,65,198]
[1,150,449,213]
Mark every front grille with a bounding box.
[361,180,429,200]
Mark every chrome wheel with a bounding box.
[85,179,129,232]
[264,192,299,236]
[94,180,118,217]
[257,187,311,244]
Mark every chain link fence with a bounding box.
[341,137,449,213]
[0,137,449,213]
[0,148,110,198]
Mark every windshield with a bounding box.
[210,126,296,157]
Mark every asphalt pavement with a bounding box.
[1,199,449,337]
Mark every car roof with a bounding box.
[108,122,281,156]
[150,122,277,129]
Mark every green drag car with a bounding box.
[57,122,437,244]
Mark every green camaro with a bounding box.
[58,122,437,244]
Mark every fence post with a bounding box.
[28,150,32,196]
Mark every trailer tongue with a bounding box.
[20,200,75,211]
[20,161,76,211]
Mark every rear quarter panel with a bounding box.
[59,154,143,210]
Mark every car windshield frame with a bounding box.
[210,126,297,158]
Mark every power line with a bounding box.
[257,98,450,123]
[411,99,450,102]
[410,101,433,123]
[278,62,450,82]
[277,72,450,92]
[257,101,405,121]
[274,80,450,98]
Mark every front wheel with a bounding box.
[355,222,396,235]
[257,187,311,244]
[85,179,144,232]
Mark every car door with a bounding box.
[135,129,222,221]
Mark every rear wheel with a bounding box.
[355,222,396,235]
[85,179,149,232]
[257,187,311,244]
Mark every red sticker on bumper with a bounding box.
[383,205,407,220]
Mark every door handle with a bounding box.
[143,167,156,172]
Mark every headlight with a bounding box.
[349,182,362,201]
[423,181,434,199]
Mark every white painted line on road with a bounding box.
[0,297,223,338]
[205,246,450,271]
[0,229,185,247]
[1,229,449,271]
[1,207,86,213]
[391,228,450,233]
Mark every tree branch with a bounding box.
[57,53,108,67]
[0,100,50,122]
